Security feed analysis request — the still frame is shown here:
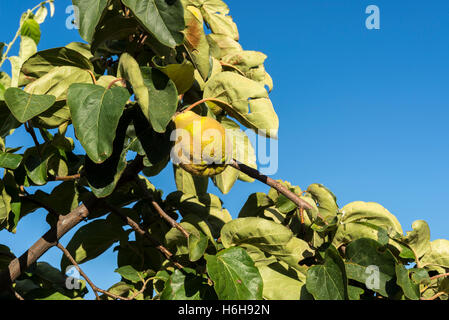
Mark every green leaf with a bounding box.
[115,265,143,283]
[24,66,93,101]
[10,36,37,87]
[72,0,109,42]
[61,219,123,271]
[4,88,55,123]
[193,0,238,40]
[20,18,41,44]
[21,47,94,83]
[154,60,195,95]
[166,192,231,238]
[165,221,201,259]
[220,217,293,254]
[122,0,185,48]
[34,5,48,24]
[207,33,242,59]
[160,268,215,300]
[91,16,139,54]
[306,183,339,218]
[238,193,273,218]
[0,152,22,170]
[348,286,364,300]
[420,239,449,269]
[203,72,279,138]
[183,5,211,80]
[188,231,209,262]
[333,201,403,249]
[212,117,257,192]
[205,247,263,300]
[221,50,273,91]
[402,220,431,260]
[174,165,209,196]
[68,83,130,163]
[140,67,178,133]
[306,245,349,300]
[345,238,400,297]
[84,112,132,198]
[257,262,307,300]
[395,264,420,300]
[0,180,12,229]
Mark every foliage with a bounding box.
[0,0,447,301]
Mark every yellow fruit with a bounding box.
[172,111,231,177]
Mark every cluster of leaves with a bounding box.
[0,0,448,300]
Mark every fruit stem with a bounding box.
[180,98,224,114]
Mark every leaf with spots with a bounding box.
[205,246,263,300]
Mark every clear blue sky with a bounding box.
[1,0,448,298]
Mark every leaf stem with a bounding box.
[107,78,126,90]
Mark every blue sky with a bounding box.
[0,0,448,298]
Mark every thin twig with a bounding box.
[430,272,449,281]
[105,203,184,269]
[0,0,50,68]
[135,177,190,239]
[56,243,100,300]
[421,291,446,300]
[24,122,42,157]
[10,287,24,300]
[48,173,81,182]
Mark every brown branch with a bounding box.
[421,291,446,300]
[0,156,145,290]
[0,201,92,289]
[430,272,449,281]
[230,160,314,211]
[135,177,190,239]
[105,203,184,269]
[59,239,151,301]
[10,287,24,300]
[48,173,81,182]
[56,243,100,300]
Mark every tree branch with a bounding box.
[230,160,314,211]
[48,173,81,182]
[56,242,100,300]
[430,272,449,281]
[0,156,145,290]
[135,177,190,239]
[105,203,184,269]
